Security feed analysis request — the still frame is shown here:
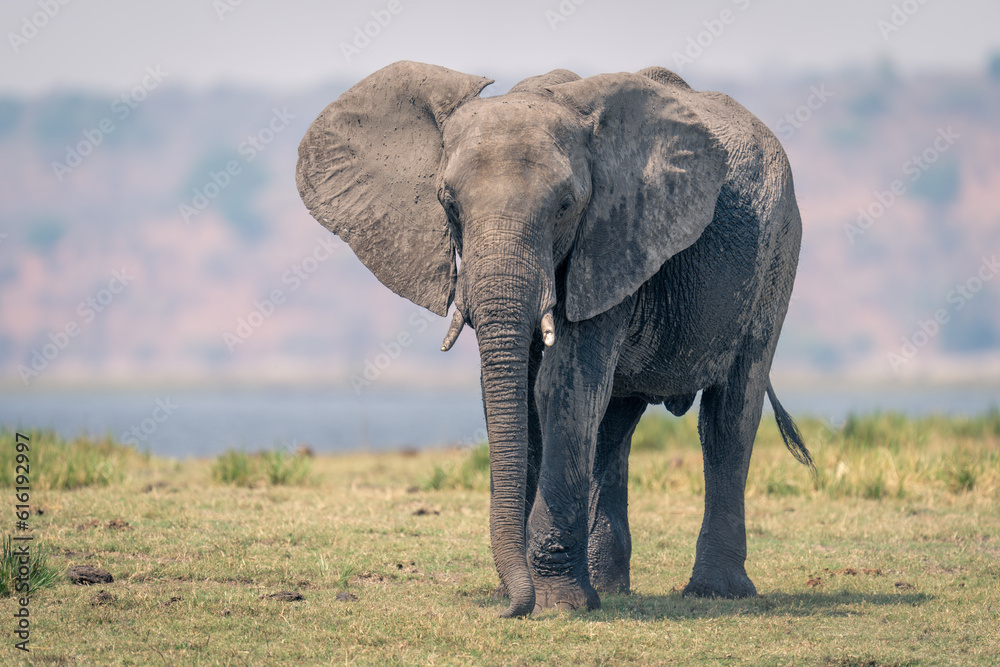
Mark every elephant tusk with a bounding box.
[541,311,555,347]
[440,309,465,352]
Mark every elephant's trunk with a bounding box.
[462,219,553,618]
[476,315,534,617]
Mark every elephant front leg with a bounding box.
[684,360,768,599]
[588,396,647,594]
[527,492,600,612]
[528,311,627,612]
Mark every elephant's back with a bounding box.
[696,91,796,227]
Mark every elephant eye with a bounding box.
[442,196,463,249]
[442,195,460,222]
[555,193,574,219]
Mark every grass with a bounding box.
[0,428,150,490]
[211,448,313,487]
[421,442,490,491]
[1,411,998,665]
[0,535,60,598]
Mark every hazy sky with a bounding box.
[2,0,998,93]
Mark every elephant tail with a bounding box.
[766,382,816,473]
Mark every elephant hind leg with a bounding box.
[588,396,647,594]
[683,352,770,599]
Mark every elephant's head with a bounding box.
[297,61,727,616]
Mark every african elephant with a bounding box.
[297,61,813,617]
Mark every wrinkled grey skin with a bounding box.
[297,61,813,617]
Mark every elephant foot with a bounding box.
[532,580,600,613]
[588,528,631,595]
[589,566,630,595]
[683,566,756,599]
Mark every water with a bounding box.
[1,384,996,458]
[0,387,487,458]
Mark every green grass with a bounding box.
[0,535,60,598]
[2,411,998,665]
[211,450,255,486]
[430,410,1000,503]
[625,410,1000,502]
[211,448,312,487]
[0,428,149,490]
[421,442,490,491]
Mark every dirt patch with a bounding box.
[336,591,358,602]
[67,565,114,585]
[90,590,116,606]
[396,561,420,575]
[141,481,170,493]
[76,518,133,531]
[894,581,915,590]
[808,567,885,585]
[161,596,183,607]
[262,591,304,601]
[412,506,439,516]
[353,572,392,585]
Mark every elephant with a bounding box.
[296,61,813,617]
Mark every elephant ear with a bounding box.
[296,61,493,316]
[549,72,728,322]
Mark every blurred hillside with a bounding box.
[2,61,999,390]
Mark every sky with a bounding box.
[2,0,999,94]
